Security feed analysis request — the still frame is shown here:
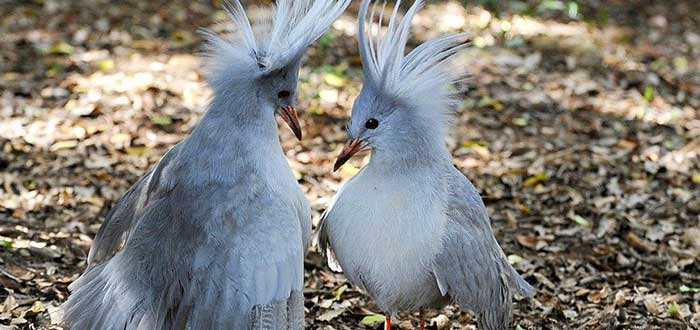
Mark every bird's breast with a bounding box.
[326,175,449,311]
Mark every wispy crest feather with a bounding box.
[358,0,470,129]
[205,0,352,76]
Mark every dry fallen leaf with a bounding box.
[317,308,346,322]
[4,1,700,329]
[515,234,538,249]
[430,314,450,330]
[624,232,656,253]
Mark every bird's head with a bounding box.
[201,0,352,140]
[334,0,470,171]
[256,62,302,139]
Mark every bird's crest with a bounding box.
[358,0,470,131]
[202,0,351,79]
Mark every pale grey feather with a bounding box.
[315,174,358,273]
[64,126,310,330]
[85,168,150,268]
[316,208,342,273]
[432,168,535,330]
[86,144,180,268]
[357,0,470,138]
[61,0,353,327]
[203,0,352,82]
[317,0,534,328]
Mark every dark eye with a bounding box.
[365,118,379,129]
[278,90,291,98]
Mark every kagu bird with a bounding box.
[63,1,350,329]
[317,0,535,329]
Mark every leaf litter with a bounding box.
[1,0,700,329]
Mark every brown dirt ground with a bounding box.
[1,0,699,329]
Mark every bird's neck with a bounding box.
[179,91,286,177]
[367,136,451,177]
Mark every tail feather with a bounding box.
[286,290,305,330]
[472,261,534,330]
[475,270,514,330]
[477,307,512,330]
[249,290,304,330]
[251,300,287,330]
[64,263,141,330]
[514,270,535,298]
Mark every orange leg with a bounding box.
[385,314,391,330]
[418,308,425,330]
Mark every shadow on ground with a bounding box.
[0,0,699,329]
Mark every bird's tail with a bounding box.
[250,290,304,330]
[63,263,149,330]
[513,270,535,298]
[476,261,534,330]
[476,275,514,330]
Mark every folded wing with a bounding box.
[64,143,306,330]
[432,169,534,330]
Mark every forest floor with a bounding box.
[1,0,700,329]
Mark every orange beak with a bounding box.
[333,138,364,171]
[277,106,302,140]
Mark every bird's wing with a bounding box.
[181,218,306,330]
[239,234,305,330]
[316,207,343,272]
[66,164,306,330]
[315,175,357,273]
[86,144,181,268]
[432,168,534,330]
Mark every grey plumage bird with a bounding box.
[63,1,350,329]
[316,1,535,329]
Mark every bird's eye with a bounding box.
[278,90,291,98]
[365,118,379,129]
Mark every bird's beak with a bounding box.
[333,138,364,172]
[277,105,302,140]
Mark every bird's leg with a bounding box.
[418,308,425,330]
[385,314,391,330]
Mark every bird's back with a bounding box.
[63,141,310,330]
